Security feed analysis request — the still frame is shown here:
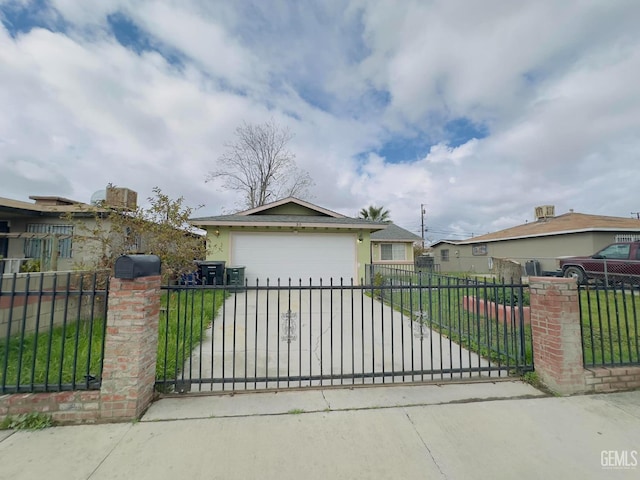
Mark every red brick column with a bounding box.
[529,277,586,395]
[100,275,161,421]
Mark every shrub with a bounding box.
[0,413,55,430]
[485,288,530,306]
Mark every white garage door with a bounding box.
[231,232,357,285]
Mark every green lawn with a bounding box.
[580,288,640,366]
[373,273,533,370]
[374,269,640,369]
[156,288,228,382]
[0,318,105,389]
[0,288,228,390]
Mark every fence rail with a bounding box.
[157,273,532,393]
[579,283,640,367]
[368,264,462,285]
[0,271,109,393]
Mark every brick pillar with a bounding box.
[100,275,161,421]
[529,277,586,395]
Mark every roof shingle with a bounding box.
[462,212,640,244]
[370,223,421,241]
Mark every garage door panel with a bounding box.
[231,233,357,285]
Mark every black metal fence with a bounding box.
[156,272,532,393]
[0,271,109,393]
[579,282,640,367]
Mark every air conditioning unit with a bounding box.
[105,187,138,210]
[534,205,555,220]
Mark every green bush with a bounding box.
[20,259,41,273]
[485,289,530,306]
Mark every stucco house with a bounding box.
[0,187,139,273]
[431,206,640,275]
[190,197,388,285]
[0,195,95,273]
[370,223,421,267]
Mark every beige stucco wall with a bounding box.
[205,226,372,283]
[3,216,113,272]
[432,231,627,275]
[0,272,104,339]
[4,216,88,271]
[370,241,415,265]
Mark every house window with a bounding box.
[380,243,406,261]
[616,234,640,242]
[472,244,487,256]
[24,224,73,258]
[124,227,142,253]
[441,249,449,262]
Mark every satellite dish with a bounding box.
[90,190,106,205]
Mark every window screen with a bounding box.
[380,243,406,261]
[24,224,73,258]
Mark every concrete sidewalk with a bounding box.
[1,382,638,480]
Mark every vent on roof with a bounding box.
[534,205,555,220]
[105,186,137,210]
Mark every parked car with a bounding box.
[558,242,640,284]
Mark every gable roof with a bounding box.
[237,197,345,218]
[370,223,421,242]
[458,212,640,244]
[191,197,387,232]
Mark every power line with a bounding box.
[405,224,476,236]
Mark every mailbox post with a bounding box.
[101,254,162,421]
[114,254,161,279]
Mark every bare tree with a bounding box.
[206,120,313,208]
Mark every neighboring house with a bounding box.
[190,197,387,285]
[1,195,91,273]
[370,223,421,267]
[0,187,139,273]
[431,206,640,275]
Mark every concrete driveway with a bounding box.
[181,288,503,392]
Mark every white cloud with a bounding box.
[1,0,639,243]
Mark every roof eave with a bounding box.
[371,238,420,242]
[193,220,386,231]
[462,227,640,244]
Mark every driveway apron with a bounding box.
[182,288,496,392]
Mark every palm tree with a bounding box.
[359,205,391,222]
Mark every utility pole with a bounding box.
[632,212,640,220]
[421,204,426,249]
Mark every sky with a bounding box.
[1,0,639,243]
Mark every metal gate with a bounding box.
[156,273,532,393]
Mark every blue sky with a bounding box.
[1,0,640,242]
